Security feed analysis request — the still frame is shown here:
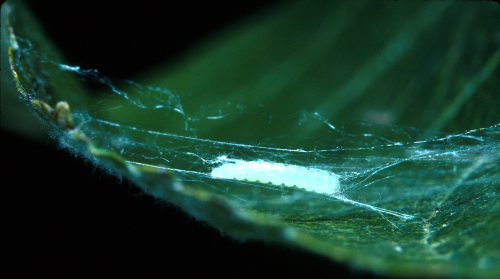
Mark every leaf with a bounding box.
[3,0,500,278]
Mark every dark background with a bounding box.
[3,1,384,277]
[22,0,283,80]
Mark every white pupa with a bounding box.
[211,156,340,195]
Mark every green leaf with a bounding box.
[3,0,500,278]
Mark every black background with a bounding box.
[3,1,385,277]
